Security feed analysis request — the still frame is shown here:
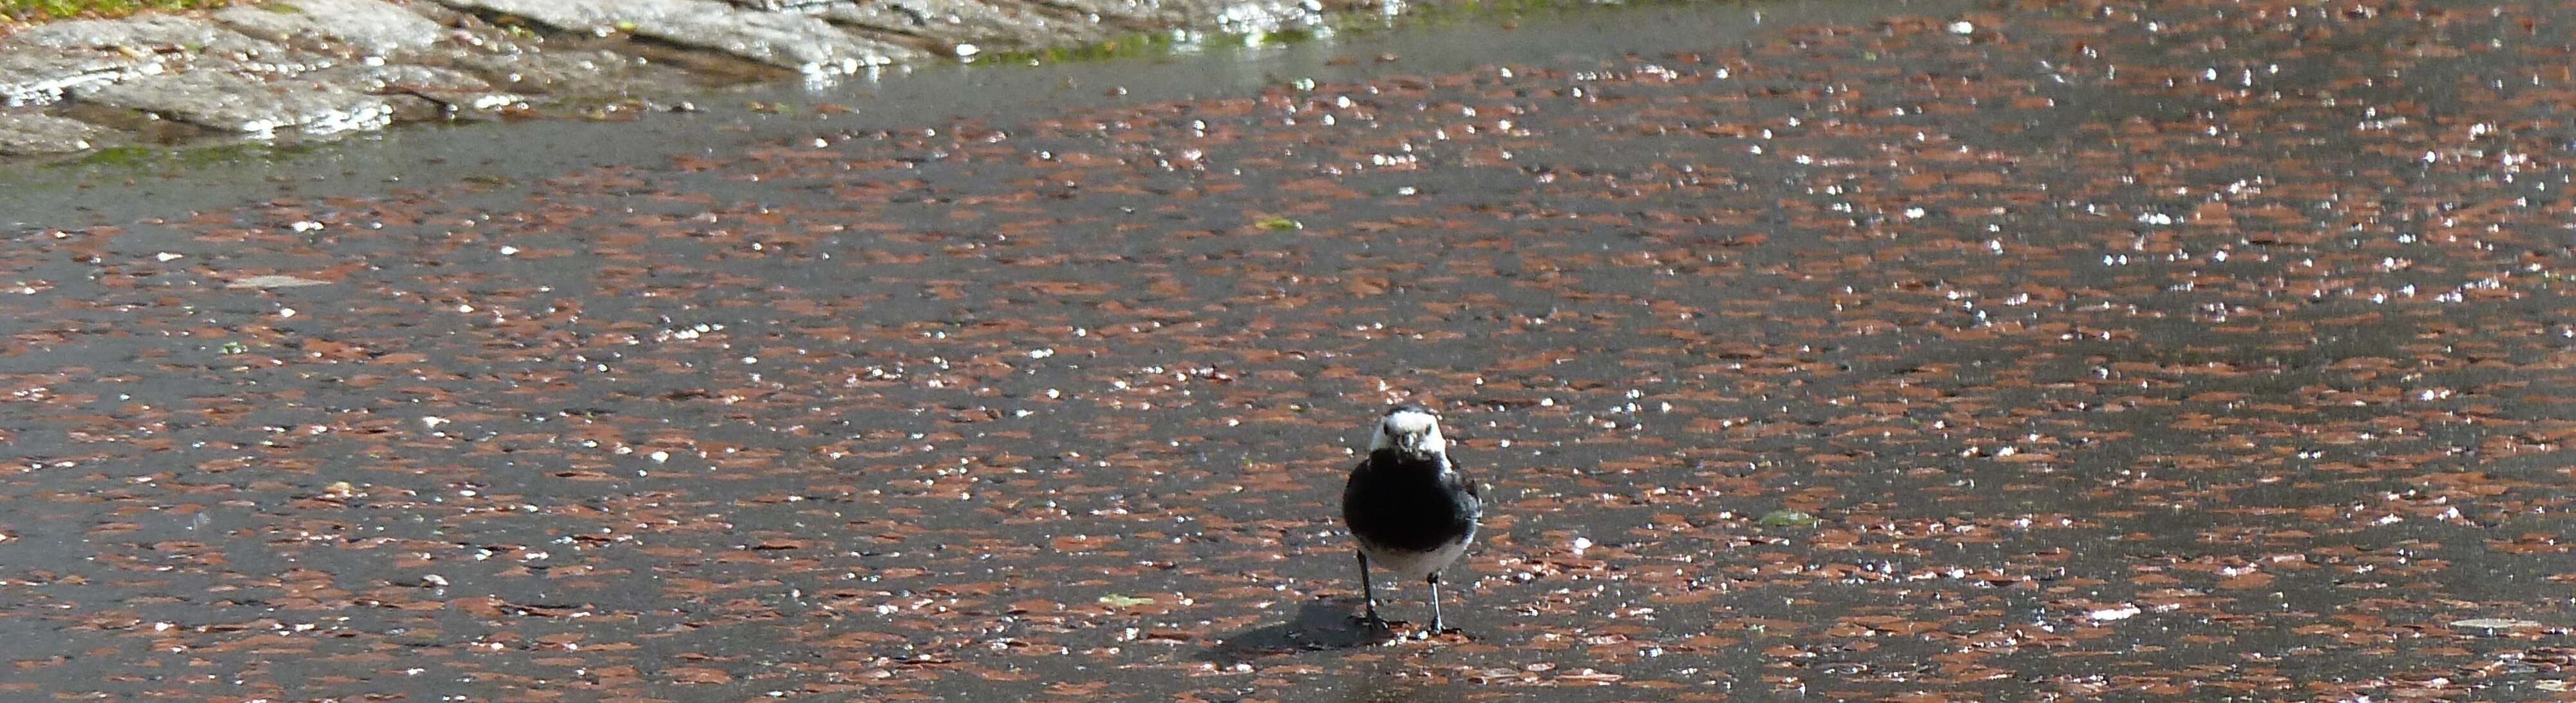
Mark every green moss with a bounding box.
[1245,26,1315,45]
[1097,593,1155,608]
[975,30,1186,66]
[70,144,156,167]
[1756,509,1821,528]
[59,140,317,170]
[1,0,235,23]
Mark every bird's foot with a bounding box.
[1356,611,1389,631]
[1412,624,1469,642]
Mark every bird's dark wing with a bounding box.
[1449,458,1482,520]
[1340,457,1373,521]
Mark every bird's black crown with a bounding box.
[1383,402,1437,417]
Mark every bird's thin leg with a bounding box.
[1427,572,1444,632]
[1356,551,1385,628]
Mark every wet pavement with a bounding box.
[8,0,2576,700]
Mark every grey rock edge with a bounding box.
[0,0,1359,159]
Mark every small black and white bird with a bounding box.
[1341,403,1481,633]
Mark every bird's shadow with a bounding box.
[1198,595,1396,666]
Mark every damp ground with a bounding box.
[5,0,2576,700]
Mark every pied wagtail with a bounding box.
[1341,403,1481,633]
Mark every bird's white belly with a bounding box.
[1358,528,1474,583]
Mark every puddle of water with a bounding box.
[0,0,1969,229]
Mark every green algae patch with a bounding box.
[975,30,1188,66]
[57,140,319,171]
[1757,509,1822,529]
[3,0,234,23]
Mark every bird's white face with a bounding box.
[1370,409,1446,456]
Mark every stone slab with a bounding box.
[815,0,1112,54]
[6,15,301,67]
[0,112,113,155]
[311,63,527,110]
[0,15,308,106]
[647,9,922,73]
[452,48,699,97]
[1040,0,1321,33]
[214,0,449,56]
[439,0,920,74]
[72,69,393,134]
[0,51,157,106]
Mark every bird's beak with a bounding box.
[1397,430,1429,455]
